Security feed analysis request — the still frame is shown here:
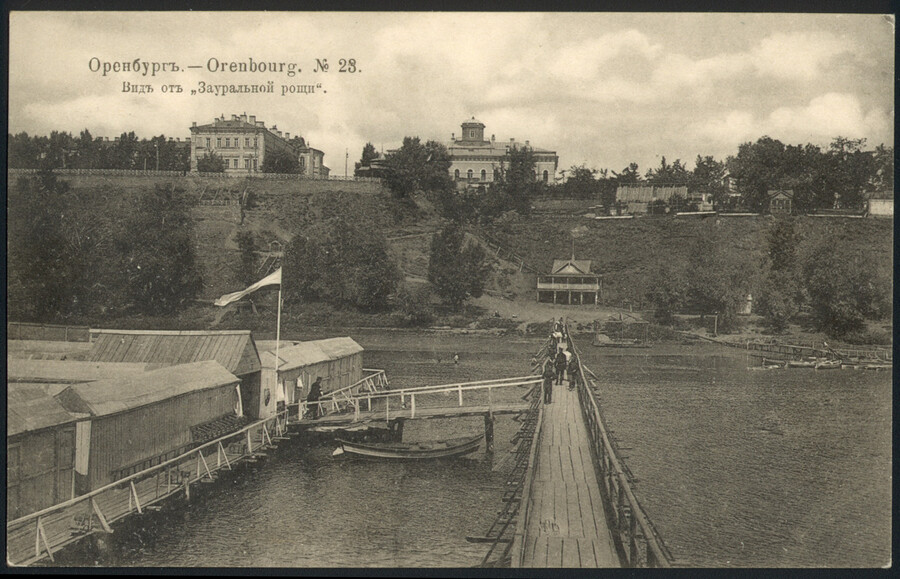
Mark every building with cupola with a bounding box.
[447,117,559,189]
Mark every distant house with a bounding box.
[615,186,689,214]
[7,384,88,519]
[536,259,601,305]
[86,329,264,419]
[768,190,793,215]
[54,361,242,492]
[867,190,893,218]
[257,337,364,419]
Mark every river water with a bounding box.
[52,334,890,568]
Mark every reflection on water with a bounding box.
[51,338,890,568]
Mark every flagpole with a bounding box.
[274,285,283,408]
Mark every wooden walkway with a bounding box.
[520,379,619,567]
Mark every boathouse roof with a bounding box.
[7,359,150,384]
[8,384,88,437]
[87,330,261,376]
[55,361,239,418]
[616,185,688,203]
[260,337,363,372]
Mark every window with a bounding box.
[245,138,251,148]
[254,138,258,147]
[470,130,476,138]
[216,137,222,148]
[253,159,258,171]
[245,159,250,169]
[225,137,230,148]
[543,170,549,183]
[454,169,460,180]
[205,137,210,148]
[481,169,487,181]
[233,158,239,168]
[467,169,473,180]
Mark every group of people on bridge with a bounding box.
[540,319,580,405]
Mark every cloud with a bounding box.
[691,93,893,147]
[751,32,856,80]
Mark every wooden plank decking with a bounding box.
[521,380,619,568]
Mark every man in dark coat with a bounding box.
[541,361,555,404]
[554,350,568,386]
[307,377,323,419]
[567,355,580,391]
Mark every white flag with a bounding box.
[215,268,282,307]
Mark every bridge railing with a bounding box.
[293,376,541,422]
[567,326,674,568]
[7,409,291,567]
[509,402,545,567]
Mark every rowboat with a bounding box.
[814,359,842,370]
[332,434,483,460]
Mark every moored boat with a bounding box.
[332,434,483,460]
[814,359,842,370]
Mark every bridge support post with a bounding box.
[484,413,495,455]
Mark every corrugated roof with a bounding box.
[551,260,593,275]
[260,337,363,372]
[7,358,149,383]
[55,361,239,418]
[8,384,87,437]
[617,186,688,203]
[87,330,260,376]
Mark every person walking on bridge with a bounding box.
[542,361,555,404]
[554,349,568,386]
[307,377,323,419]
[567,354,579,391]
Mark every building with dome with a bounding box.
[447,118,558,189]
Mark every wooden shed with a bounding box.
[54,361,241,492]
[86,329,264,419]
[8,384,87,520]
[259,338,364,419]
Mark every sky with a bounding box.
[8,12,895,177]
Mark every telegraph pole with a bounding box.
[345,148,349,178]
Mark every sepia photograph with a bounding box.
[5,10,894,569]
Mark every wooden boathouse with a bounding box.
[86,329,264,418]
[54,361,243,493]
[7,358,150,384]
[258,337,364,418]
[7,385,88,520]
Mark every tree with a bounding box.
[8,132,42,168]
[427,222,488,307]
[262,147,300,174]
[646,262,688,324]
[689,155,727,209]
[114,184,202,315]
[196,151,226,173]
[613,162,642,185]
[235,230,258,286]
[726,136,790,212]
[110,131,141,169]
[283,218,399,311]
[354,142,379,175]
[802,243,891,336]
[383,136,454,201]
[645,156,690,186]
[685,231,754,332]
[486,145,538,219]
[7,172,92,320]
[563,165,600,199]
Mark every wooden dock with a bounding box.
[517,380,618,567]
[291,402,530,428]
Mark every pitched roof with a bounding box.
[7,358,149,384]
[767,189,794,199]
[551,260,594,275]
[260,337,363,372]
[87,330,260,376]
[55,361,239,418]
[8,384,87,437]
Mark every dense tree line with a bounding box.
[548,136,891,215]
[8,130,191,171]
[8,173,202,321]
